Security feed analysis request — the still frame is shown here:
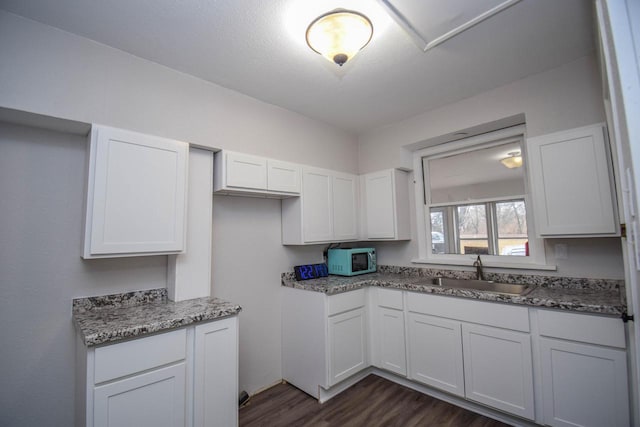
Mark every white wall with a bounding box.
[211,196,325,395]
[0,123,168,427]
[0,11,357,426]
[358,55,624,278]
[358,55,606,173]
[0,11,358,173]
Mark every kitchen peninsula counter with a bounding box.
[73,289,242,347]
[281,266,625,316]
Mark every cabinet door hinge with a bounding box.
[621,223,627,238]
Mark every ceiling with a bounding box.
[0,0,595,134]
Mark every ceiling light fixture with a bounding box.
[306,9,373,66]
[500,151,523,169]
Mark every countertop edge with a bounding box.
[281,277,626,317]
[72,292,242,347]
[78,309,242,347]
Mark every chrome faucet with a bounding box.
[473,255,484,281]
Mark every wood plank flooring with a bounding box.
[239,374,511,427]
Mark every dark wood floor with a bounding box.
[239,374,511,427]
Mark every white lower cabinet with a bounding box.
[281,287,367,400]
[371,288,407,376]
[461,324,534,420]
[536,309,629,427]
[194,317,239,427]
[376,307,407,376]
[539,338,628,427]
[282,287,629,424]
[328,307,367,386]
[407,313,465,397]
[94,363,186,427]
[78,317,239,427]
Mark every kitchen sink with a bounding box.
[431,277,530,296]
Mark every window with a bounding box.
[413,125,548,269]
[430,200,528,256]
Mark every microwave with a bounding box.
[327,248,376,276]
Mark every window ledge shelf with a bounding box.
[411,258,557,271]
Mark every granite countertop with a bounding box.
[281,266,626,316]
[73,289,242,347]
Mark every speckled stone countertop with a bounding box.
[73,289,242,347]
[281,266,626,316]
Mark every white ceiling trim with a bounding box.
[378,0,524,52]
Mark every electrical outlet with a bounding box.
[554,243,568,260]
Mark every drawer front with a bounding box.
[328,289,366,316]
[377,288,403,310]
[537,309,625,348]
[407,292,529,332]
[94,329,187,384]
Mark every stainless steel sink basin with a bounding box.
[432,277,530,296]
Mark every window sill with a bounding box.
[411,257,557,271]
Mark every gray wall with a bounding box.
[0,123,168,426]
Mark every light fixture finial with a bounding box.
[306,9,373,66]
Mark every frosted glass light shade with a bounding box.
[306,10,373,66]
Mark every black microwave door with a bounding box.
[351,253,369,272]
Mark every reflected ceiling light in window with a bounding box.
[500,151,523,169]
[306,9,373,66]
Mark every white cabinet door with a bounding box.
[365,170,396,239]
[93,363,186,427]
[328,308,367,386]
[527,124,618,236]
[407,312,465,397]
[302,167,334,242]
[282,167,359,244]
[194,317,238,427]
[83,125,188,258]
[225,152,267,190]
[461,324,534,420]
[332,173,358,241]
[539,337,629,427]
[267,160,300,193]
[362,169,410,240]
[377,307,407,376]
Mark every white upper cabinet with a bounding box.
[268,159,301,193]
[225,152,267,190]
[301,167,334,242]
[332,173,359,241]
[83,125,188,258]
[213,150,300,197]
[282,166,358,244]
[527,124,618,237]
[361,169,410,240]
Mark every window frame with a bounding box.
[412,125,553,270]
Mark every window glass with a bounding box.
[430,209,446,254]
[456,204,489,254]
[422,138,531,258]
[496,200,528,256]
